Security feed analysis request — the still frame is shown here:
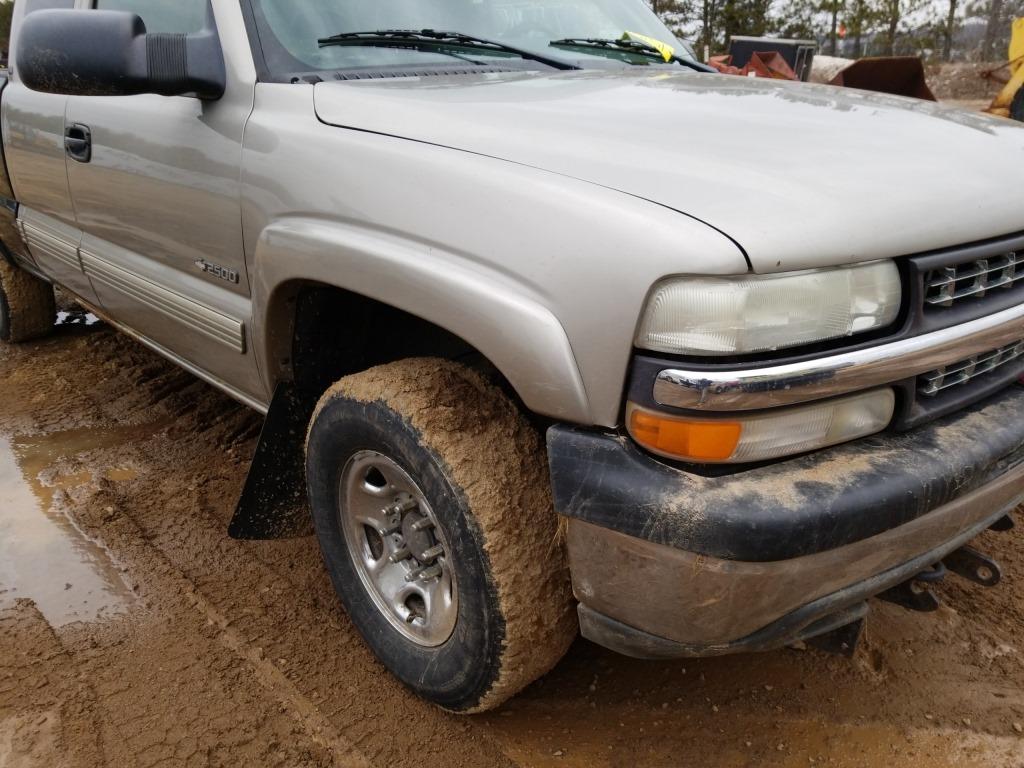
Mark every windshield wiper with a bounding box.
[319,30,579,71]
[549,38,713,73]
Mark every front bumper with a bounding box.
[549,386,1024,658]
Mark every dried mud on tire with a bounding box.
[309,359,577,713]
[0,259,55,343]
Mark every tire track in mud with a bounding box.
[71,493,371,768]
[0,600,105,767]
[93,451,517,768]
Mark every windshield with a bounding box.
[249,0,693,75]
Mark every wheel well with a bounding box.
[281,283,513,401]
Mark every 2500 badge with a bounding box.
[195,258,240,285]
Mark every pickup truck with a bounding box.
[2,0,1023,715]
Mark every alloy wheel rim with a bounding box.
[339,450,458,647]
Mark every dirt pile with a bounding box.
[927,62,1004,101]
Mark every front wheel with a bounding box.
[305,358,576,713]
[1011,87,1024,122]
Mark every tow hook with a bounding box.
[878,562,946,612]
[943,546,1002,587]
[879,542,1005,615]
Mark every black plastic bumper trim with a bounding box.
[549,385,1024,562]
[577,504,1013,659]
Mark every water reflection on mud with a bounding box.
[0,428,135,626]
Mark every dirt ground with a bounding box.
[927,62,1004,102]
[2,312,1024,768]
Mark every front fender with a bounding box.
[251,216,592,423]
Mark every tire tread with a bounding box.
[310,358,576,712]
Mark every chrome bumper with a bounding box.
[654,301,1024,411]
[568,463,1024,656]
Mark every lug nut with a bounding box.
[417,565,443,582]
[390,499,418,515]
[411,517,434,532]
[389,547,412,563]
[405,564,443,582]
[421,544,444,561]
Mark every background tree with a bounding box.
[697,0,724,53]
[650,0,698,35]
[719,0,774,41]
[941,0,960,60]
[980,0,1005,59]
[876,0,934,55]
[822,0,846,54]
[647,0,998,60]
[773,0,825,39]
[845,0,881,56]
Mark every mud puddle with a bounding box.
[0,427,135,626]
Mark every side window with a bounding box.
[93,0,207,35]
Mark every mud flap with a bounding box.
[228,382,316,540]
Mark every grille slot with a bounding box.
[924,252,1023,308]
[918,340,1024,396]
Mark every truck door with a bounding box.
[64,0,264,407]
[1,0,96,303]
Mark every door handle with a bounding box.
[64,124,92,163]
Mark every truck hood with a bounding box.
[313,70,1024,273]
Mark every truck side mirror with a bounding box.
[16,9,226,100]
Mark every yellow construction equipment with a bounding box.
[985,18,1024,121]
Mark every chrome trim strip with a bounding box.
[18,220,81,273]
[654,301,1024,410]
[80,251,246,354]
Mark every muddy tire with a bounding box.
[305,358,576,713]
[0,259,55,343]
[1012,87,1024,122]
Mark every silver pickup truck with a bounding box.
[2,0,1024,714]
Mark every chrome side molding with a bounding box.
[17,218,81,274]
[81,250,246,354]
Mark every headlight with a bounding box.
[635,261,902,356]
[627,389,895,464]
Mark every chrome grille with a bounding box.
[924,252,1023,308]
[918,340,1024,396]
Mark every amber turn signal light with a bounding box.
[626,389,895,465]
[628,407,742,461]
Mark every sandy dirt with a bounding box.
[1,314,1024,767]
[927,62,1004,102]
